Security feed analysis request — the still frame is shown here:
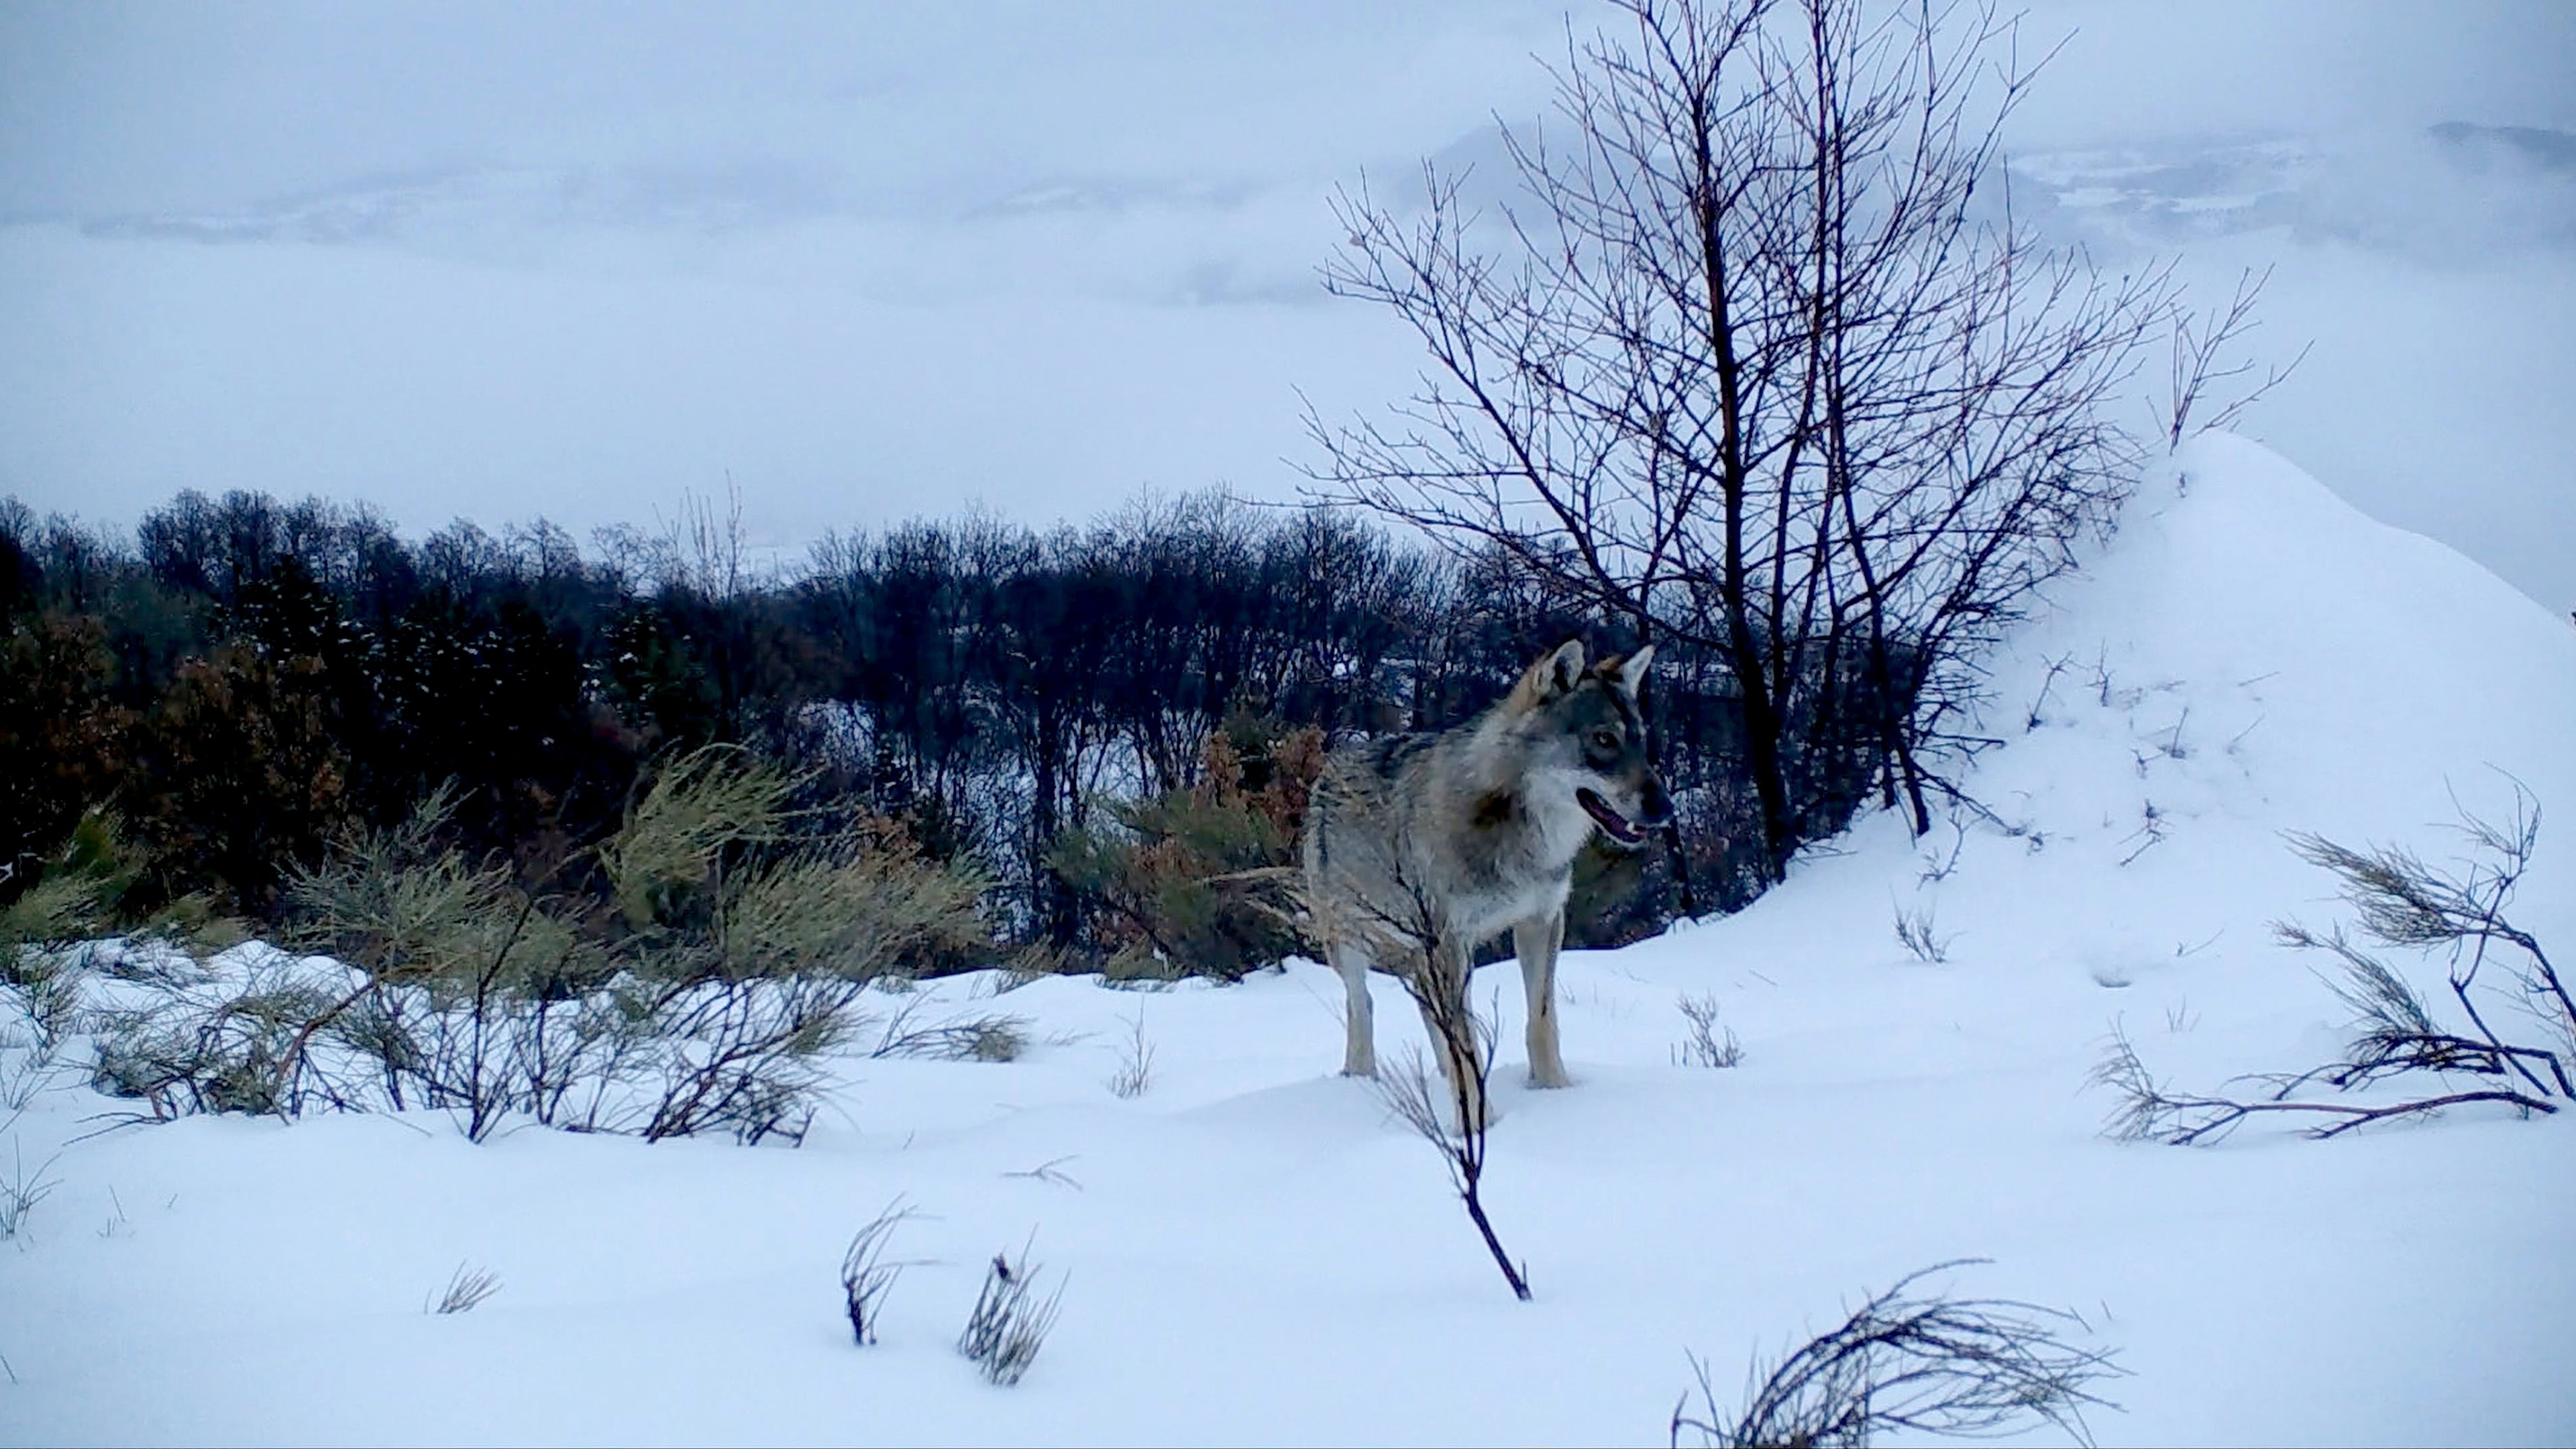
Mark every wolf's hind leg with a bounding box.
[1515,912,1570,1088]
[1331,935,1377,1077]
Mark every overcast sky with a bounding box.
[3,1,2572,611]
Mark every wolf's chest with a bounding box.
[1440,854,1574,946]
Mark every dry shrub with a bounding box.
[868,996,1029,1063]
[1105,1010,1155,1098]
[2096,787,2569,1144]
[1674,992,1742,1069]
[427,1262,502,1315]
[957,1236,1065,1387]
[90,748,998,1144]
[90,951,352,1118]
[1672,1261,2123,1448]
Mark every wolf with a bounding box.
[1301,640,1670,1122]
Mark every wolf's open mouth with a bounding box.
[1577,788,1647,845]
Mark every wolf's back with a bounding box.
[1302,720,1489,944]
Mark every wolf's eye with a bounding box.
[1590,729,1619,752]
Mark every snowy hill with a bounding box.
[3,435,2572,1446]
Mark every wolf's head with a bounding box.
[1505,639,1674,850]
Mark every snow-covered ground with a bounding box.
[4,434,2573,1445]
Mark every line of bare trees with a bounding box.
[7,480,1892,963]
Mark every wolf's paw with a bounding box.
[1526,1063,1572,1089]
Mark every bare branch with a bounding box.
[841,1197,923,1347]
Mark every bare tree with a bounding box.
[1310,0,2189,883]
[2159,266,2309,449]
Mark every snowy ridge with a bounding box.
[1819,431,2576,996]
[2,435,2571,1446]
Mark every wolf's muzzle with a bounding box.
[1578,785,1670,845]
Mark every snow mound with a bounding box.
[1,435,2571,1446]
[2015,431,2575,837]
[1758,431,2576,1000]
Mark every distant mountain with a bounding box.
[2006,125,2576,254]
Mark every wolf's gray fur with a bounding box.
[1302,640,1670,1121]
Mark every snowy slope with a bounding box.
[3,435,2572,1446]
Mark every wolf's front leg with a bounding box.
[1515,912,1570,1088]
[1330,936,1376,1077]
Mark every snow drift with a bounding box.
[2,434,2571,1446]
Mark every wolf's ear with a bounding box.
[1606,643,1654,699]
[1510,639,1587,711]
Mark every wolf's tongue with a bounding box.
[1578,788,1642,843]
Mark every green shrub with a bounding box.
[0,612,135,886]
[1050,710,1322,981]
[127,643,356,914]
